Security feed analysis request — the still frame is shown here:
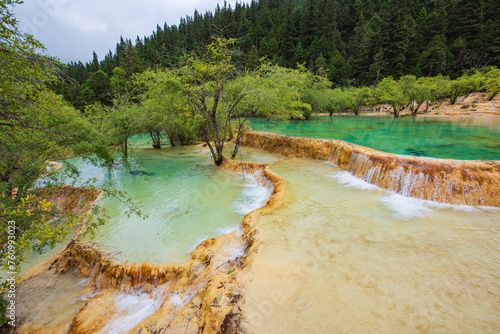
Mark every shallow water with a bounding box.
[249,116,500,160]
[16,142,500,332]
[240,158,500,333]
[14,145,280,276]
[73,147,273,263]
[17,269,90,331]
[96,288,166,334]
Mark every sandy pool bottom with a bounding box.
[240,158,500,333]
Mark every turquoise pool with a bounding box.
[248,116,500,160]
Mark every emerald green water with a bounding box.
[16,145,500,332]
[69,147,274,263]
[13,145,282,275]
[249,116,500,160]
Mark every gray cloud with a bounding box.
[14,0,239,63]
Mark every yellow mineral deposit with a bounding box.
[14,131,500,333]
[16,159,286,334]
[241,131,500,207]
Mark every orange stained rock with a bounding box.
[16,161,286,334]
[241,131,500,207]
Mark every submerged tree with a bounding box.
[374,76,407,117]
[148,38,309,166]
[174,38,244,165]
[105,94,142,158]
[135,69,197,148]
[230,62,311,156]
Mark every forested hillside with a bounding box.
[57,0,499,108]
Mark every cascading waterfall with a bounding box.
[15,134,498,333]
[329,141,451,201]
[336,147,492,205]
[242,131,500,207]
[16,157,285,334]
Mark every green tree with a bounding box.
[415,35,453,77]
[314,53,327,76]
[328,49,352,86]
[378,0,411,78]
[483,68,500,100]
[445,76,475,104]
[85,69,111,105]
[0,0,115,285]
[87,51,100,73]
[232,62,311,154]
[318,88,351,116]
[412,77,435,114]
[110,67,130,95]
[104,94,142,158]
[322,0,341,47]
[292,41,305,65]
[135,69,197,148]
[296,63,331,118]
[171,38,244,165]
[345,86,373,115]
[119,39,144,78]
[301,0,319,49]
[447,0,483,47]
[246,45,260,70]
[170,38,308,165]
[374,76,407,117]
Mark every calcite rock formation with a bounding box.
[241,131,500,207]
[18,129,497,334]
[16,160,286,334]
[38,185,103,215]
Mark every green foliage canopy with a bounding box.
[0,0,113,273]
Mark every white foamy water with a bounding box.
[381,193,499,220]
[221,236,246,263]
[233,173,274,215]
[330,171,494,220]
[381,193,435,220]
[169,288,198,308]
[97,289,165,334]
[216,225,242,236]
[185,172,272,255]
[242,158,500,334]
[329,171,378,191]
[186,225,241,254]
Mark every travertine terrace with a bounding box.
[241,131,500,207]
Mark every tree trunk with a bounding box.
[150,130,161,149]
[165,129,175,147]
[412,102,423,116]
[214,144,224,166]
[206,136,225,166]
[450,91,459,105]
[392,104,400,118]
[123,137,128,159]
[231,133,243,159]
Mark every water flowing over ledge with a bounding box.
[16,160,286,334]
[241,131,500,207]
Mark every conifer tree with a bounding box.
[55,0,500,94]
[280,0,298,66]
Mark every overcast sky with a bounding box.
[14,0,239,64]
